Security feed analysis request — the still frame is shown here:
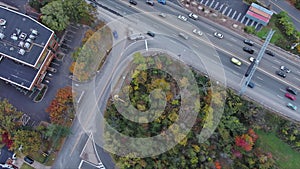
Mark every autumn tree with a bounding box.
[12,130,42,154]
[46,86,74,126]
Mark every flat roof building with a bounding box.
[245,3,273,26]
[0,6,58,91]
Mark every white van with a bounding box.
[179,32,189,40]
[188,13,198,20]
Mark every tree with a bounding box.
[41,0,69,31]
[45,124,71,140]
[62,0,95,23]
[12,130,42,154]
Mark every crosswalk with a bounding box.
[198,0,262,30]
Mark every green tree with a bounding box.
[62,0,95,23]
[41,0,69,31]
[45,124,71,140]
[12,130,42,154]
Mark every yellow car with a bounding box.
[231,57,242,66]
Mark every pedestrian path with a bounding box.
[14,155,51,169]
[197,0,263,30]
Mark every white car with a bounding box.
[159,13,166,18]
[193,29,203,36]
[214,32,223,39]
[188,13,199,20]
[178,15,188,22]
[249,56,255,62]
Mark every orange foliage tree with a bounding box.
[46,86,74,126]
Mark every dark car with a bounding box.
[276,70,286,78]
[24,156,34,164]
[146,0,154,5]
[244,39,254,46]
[265,49,275,56]
[286,86,297,95]
[147,31,155,37]
[243,47,254,54]
[113,31,118,39]
[129,0,137,5]
[247,81,255,88]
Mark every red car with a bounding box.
[285,93,296,101]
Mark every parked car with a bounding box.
[188,13,199,20]
[177,15,188,22]
[146,0,154,6]
[230,57,242,66]
[192,29,203,36]
[147,31,155,37]
[287,102,297,110]
[243,47,254,54]
[213,32,223,39]
[285,93,296,101]
[129,0,137,5]
[24,156,34,164]
[265,49,275,56]
[243,39,254,46]
[280,65,291,73]
[276,70,286,78]
[286,86,297,95]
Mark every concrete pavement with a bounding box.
[13,155,51,169]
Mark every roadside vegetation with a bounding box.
[289,0,300,9]
[245,11,300,54]
[104,52,300,168]
[0,86,74,166]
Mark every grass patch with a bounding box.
[29,152,46,164]
[20,163,34,169]
[256,130,300,169]
[34,85,47,102]
[44,152,57,166]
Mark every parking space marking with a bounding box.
[277,94,283,99]
[241,16,246,23]
[209,0,215,8]
[226,9,232,17]
[236,13,242,21]
[205,0,209,6]
[200,0,204,3]
[231,11,237,19]
[222,7,228,14]
[214,2,219,9]
[219,4,224,11]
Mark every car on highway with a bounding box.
[285,93,296,101]
[147,31,155,37]
[193,29,203,36]
[265,49,275,56]
[249,56,255,62]
[159,13,166,18]
[188,13,199,20]
[231,57,242,66]
[280,65,291,73]
[276,70,286,78]
[178,15,188,22]
[243,47,254,54]
[146,0,154,6]
[179,32,189,40]
[213,32,223,39]
[287,102,297,110]
[113,31,118,39]
[244,39,254,46]
[247,81,255,88]
[286,86,297,95]
[129,0,137,5]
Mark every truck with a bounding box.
[157,0,166,5]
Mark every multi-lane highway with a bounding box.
[53,0,300,168]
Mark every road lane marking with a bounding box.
[234,65,241,69]
[230,37,237,42]
[227,43,233,46]
[257,76,263,81]
[277,94,283,99]
[193,44,198,48]
[271,65,277,69]
[232,70,240,76]
[255,83,261,87]
[295,77,300,82]
[280,88,286,93]
[274,59,281,63]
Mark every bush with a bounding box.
[244,26,255,34]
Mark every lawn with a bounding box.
[29,152,46,164]
[20,163,34,169]
[256,130,300,169]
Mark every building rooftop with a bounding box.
[0,6,53,67]
[245,3,273,26]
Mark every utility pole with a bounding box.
[239,29,275,95]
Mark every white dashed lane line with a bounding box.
[277,94,283,99]
[274,59,281,64]
[280,88,286,93]
[257,76,264,81]
[271,65,277,69]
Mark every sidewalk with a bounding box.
[14,155,51,169]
